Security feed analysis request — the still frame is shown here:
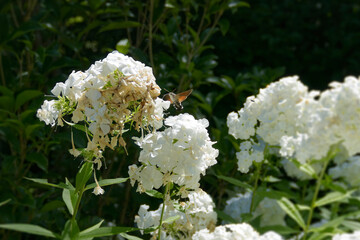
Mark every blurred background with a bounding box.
[1,0,359,239]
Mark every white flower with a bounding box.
[236,138,265,173]
[192,223,283,240]
[135,189,217,239]
[332,230,360,240]
[92,185,105,195]
[36,100,60,126]
[38,51,164,165]
[129,113,218,193]
[228,75,360,167]
[150,98,171,129]
[51,70,87,102]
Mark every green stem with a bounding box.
[250,161,262,213]
[303,151,333,239]
[72,188,85,221]
[157,184,169,240]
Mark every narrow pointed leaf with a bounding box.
[80,220,104,234]
[340,220,360,231]
[0,224,59,238]
[0,198,11,207]
[217,175,253,190]
[25,177,68,189]
[119,233,143,240]
[62,219,80,240]
[145,189,163,199]
[62,179,78,216]
[80,220,105,240]
[215,209,237,223]
[78,227,138,239]
[76,162,93,192]
[15,90,43,110]
[277,197,306,230]
[315,191,354,207]
[85,178,128,191]
[162,215,180,225]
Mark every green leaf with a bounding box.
[25,177,68,189]
[341,220,360,231]
[40,200,65,213]
[162,215,180,225]
[309,216,344,232]
[15,90,43,111]
[260,225,299,235]
[78,227,138,239]
[99,21,141,33]
[0,86,14,96]
[62,219,80,240]
[85,177,128,191]
[76,162,93,192]
[315,190,354,207]
[217,175,253,191]
[277,197,306,230]
[72,123,88,134]
[0,198,11,207]
[62,179,78,216]
[116,39,130,54]
[119,233,143,240]
[215,209,237,223]
[26,152,48,172]
[228,1,250,8]
[145,189,163,199]
[80,220,104,239]
[0,224,59,238]
[0,96,15,111]
[10,21,43,40]
[219,19,230,35]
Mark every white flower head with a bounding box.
[332,230,360,240]
[135,189,216,239]
[38,51,165,165]
[92,185,105,195]
[129,113,218,193]
[228,75,360,168]
[36,100,61,126]
[192,223,283,240]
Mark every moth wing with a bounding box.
[177,89,193,103]
[163,93,174,103]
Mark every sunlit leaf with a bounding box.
[277,197,306,230]
[0,224,59,238]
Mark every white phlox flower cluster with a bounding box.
[192,223,283,240]
[135,189,217,240]
[329,156,360,187]
[36,100,61,126]
[228,75,360,170]
[236,138,265,173]
[279,76,360,163]
[332,230,360,240]
[223,192,286,227]
[37,51,169,166]
[129,113,218,194]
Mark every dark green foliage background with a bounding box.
[0,0,359,239]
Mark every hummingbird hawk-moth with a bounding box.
[163,89,193,110]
